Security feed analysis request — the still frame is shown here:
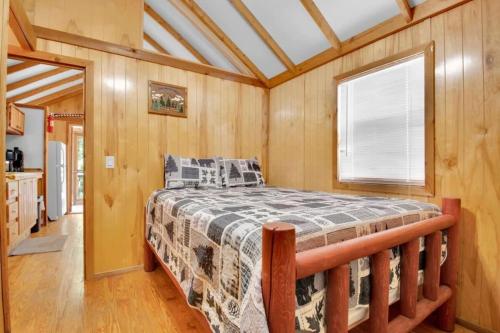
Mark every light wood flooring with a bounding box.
[7,214,475,333]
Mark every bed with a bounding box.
[144,186,460,333]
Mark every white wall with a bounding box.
[6,107,45,169]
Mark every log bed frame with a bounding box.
[144,197,460,333]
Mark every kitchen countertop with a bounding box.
[6,172,43,181]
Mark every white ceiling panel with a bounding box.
[143,40,157,53]
[18,79,84,104]
[242,0,330,65]
[6,64,58,85]
[195,0,286,78]
[7,69,82,98]
[7,59,23,67]
[408,0,426,7]
[314,0,400,41]
[144,13,200,62]
[145,0,239,72]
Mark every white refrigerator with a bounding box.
[47,141,67,220]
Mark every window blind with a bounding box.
[337,55,425,185]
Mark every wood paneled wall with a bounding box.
[0,0,9,330]
[35,38,269,277]
[47,93,84,144]
[20,0,143,48]
[268,0,499,331]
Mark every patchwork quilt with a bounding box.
[146,187,443,333]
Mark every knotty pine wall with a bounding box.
[268,0,499,331]
[35,38,268,277]
[21,0,143,48]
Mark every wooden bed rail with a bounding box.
[262,198,461,333]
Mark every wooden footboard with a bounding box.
[262,198,461,333]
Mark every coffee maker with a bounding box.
[7,147,24,172]
[5,149,14,172]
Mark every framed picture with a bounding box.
[148,80,187,118]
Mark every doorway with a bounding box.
[1,47,93,332]
[69,125,84,213]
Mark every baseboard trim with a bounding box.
[457,318,496,333]
[91,265,144,279]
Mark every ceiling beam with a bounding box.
[269,0,473,88]
[300,0,341,50]
[395,0,413,22]
[178,0,269,86]
[229,0,295,72]
[7,67,70,91]
[30,85,83,106]
[144,3,210,65]
[9,0,37,50]
[7,73,84,104]
[143,32,170,55]
[33,26,265,88]
[169,0,255,77]
[7,60,37,74]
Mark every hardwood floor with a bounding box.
[7,214,475,333]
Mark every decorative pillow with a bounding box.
[220,157,265,187]
[164,154,219,189]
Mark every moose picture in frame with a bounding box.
[148,81,187,118]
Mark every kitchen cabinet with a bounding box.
[6,104,25,135]
[6,173,41,252]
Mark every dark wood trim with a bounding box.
[332,42,435,197]
[33,26,267,88]
[8,0,36,50]
[268,0,473,88]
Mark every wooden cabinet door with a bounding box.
[18,179,37,233]
[6,105,25,135]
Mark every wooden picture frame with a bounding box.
[148,80,187,118]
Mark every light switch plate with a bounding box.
[105,156,115,169]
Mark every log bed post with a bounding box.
[436,198,461,331]
[262,222,296,333]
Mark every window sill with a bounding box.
[333,180,434,197]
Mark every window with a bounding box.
[334,43,434,196]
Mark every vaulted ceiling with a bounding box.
[6,58,83,106]
[142,0,428,87]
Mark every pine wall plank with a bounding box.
[33,40,269,276]
[267,1,499,330]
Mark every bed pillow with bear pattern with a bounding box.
[219,157,265,187]
[164,154,220,189]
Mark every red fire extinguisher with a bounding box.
[47,114,54,133]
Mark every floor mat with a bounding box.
[9,235,68,256]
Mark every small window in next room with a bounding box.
[334,43,435,196]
